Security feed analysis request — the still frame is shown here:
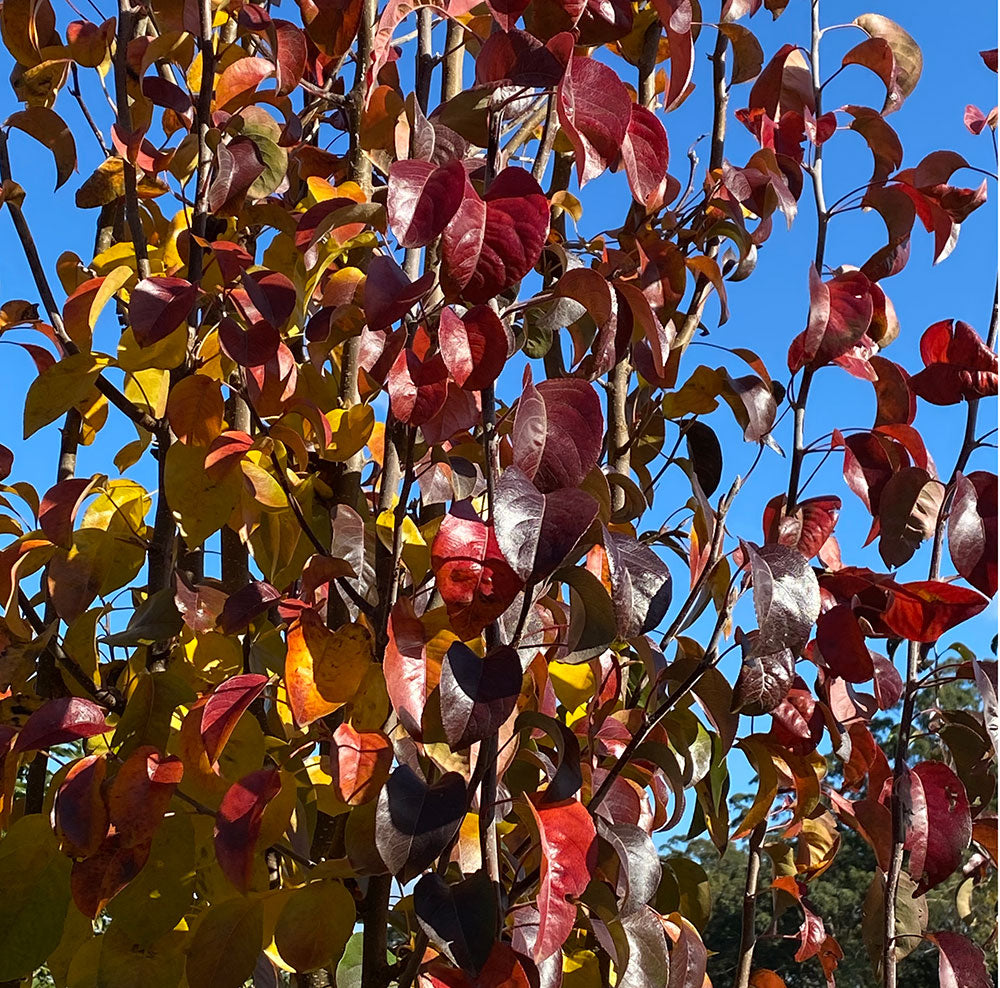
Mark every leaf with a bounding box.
[949,472,997,596]
[843,38,901,112]
[527,795,597,962]
[604,529,672,638]
[493,466,598,581]
[0,816,72,981]
[854,13,922,113]
[902,761,971,894]
[743,542,820,657]
[430,503,523,640]
[107,745,183,847]
[414,870,497,975]
[14,695,108,751]
[329,723,393,805]
[129,277,198,347]
[4,106,76,189]
[685,421,723,497]
[54,754,109,856]
[557,55,631,185]
[387,158,466,248]
[388,349,449,426]
[620,104,670,211]
[214,767,282,891]
[165,442,243,546]
[815,604,875,683]
[285,611,373,727]
[440,167,550,304]
[883,580,988,642]
[438,304,508,391]
[375,765,466,882]
[618,906,669,988]
[363,255,434,332]
[667,915,708,988]
[877,467,945,567]
[909,319,997,406]
[186,896,264,988]
[512,376,604,494]
[218,580,282,634]
[39,475,99,547]
[788,266,874,372]
[720,23,765,84]
[440,641,522,750]
[762,494,841,560]
[71,833,150,918]
[274,880,355,973]
[24,351,107,439]
[201,673,269,763]
[733,636,795,715]
[862,870,927,970]
[926,930,994,988]
[166,373,225,446]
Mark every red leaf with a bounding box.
[762,494,841,560]
[384,601,436,741]
[201,674,269,763]
[107,745,183,847]
[440,168,549,304]
[909,319,998,405]
[927,930,994,988]
[364,255,434,332]
[484,0,530,32]
[71,834,150,918]
[620,104,670,210]
[815,604,874,683]
[129,276,198,347]
[215,768,282,891]
[883,580,988,642]
[218,316,280,367]
[329,723,393,805]
[388,158,466,248]
[557,55,631,185]
[475,28,571,89]
[788,266,874,372]
[389,349,449,426]
[769,678,825,756]
[527,795,597,962]
[54,754,109,857]
[39,476,96,547]
[14,697,109,751]
[273,20,307,96]
[438,305,508,391]
[431,504,523,640]
[512,375,604,494]
[903,761,971,894]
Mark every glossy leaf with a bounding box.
[440,641,522,749]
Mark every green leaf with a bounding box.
[274,879,355,972]
[0,815,73,980]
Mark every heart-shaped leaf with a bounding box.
[440,641,522,750]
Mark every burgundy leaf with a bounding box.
[388,349,449,426]
[218,580,282,634]
[620,104,670,211]
[438,305,509,392]
[414,871,497,975]
[926,931,994,988]
[903,761,971,894]
[604,529,672,638]
[493,466,598,581]
[14,697,109,751]
[815,604,874,683]
[218,316,280,368]
[949,471,997,596]
[39,476,95,547]
[440,167,549,304]
[512,375,604,494]
[733,633,795,715]
[375,765,466,882]
[387,158,466,248]
[762,494,841,560]
[475,28,572,89]
[201,674,269,763]
[744,542,821,657]
[788,267,874,372]
[364,255,435,332]
[129,276,198,347]
[440,642,522,751]
[54,754,110,856]
[909,319,998,405]
[557,55,631,185]
[215,768,282,891]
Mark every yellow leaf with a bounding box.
[241,455,288,509]
[549,660,597,711]
[88,264,132,330]
[166,373,224,447]
[327,404,375,462]
[285,612,373,727]
[23,352,109,438]
[562,950,601,988]
[164,443,242,546]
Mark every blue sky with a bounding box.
[0,0,996,815]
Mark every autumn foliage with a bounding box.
[0,0,996,987]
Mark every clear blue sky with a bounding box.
[1,0,996,814]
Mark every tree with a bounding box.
[0,0,995,986]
